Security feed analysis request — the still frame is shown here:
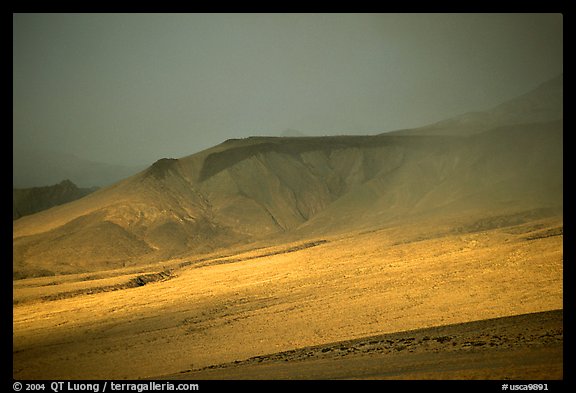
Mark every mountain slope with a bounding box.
[13,76,563,278]
[13,123,562,278]
[298,121,562,236]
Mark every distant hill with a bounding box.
[13,75,563,278]
[13,149,145,188]
[388,74,563,136]
[13,180,98,220]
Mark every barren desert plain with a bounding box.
[13,209,563,379]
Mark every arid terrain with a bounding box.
[13,210,562,379]
[13,75,563,380]
[164,309,562,380]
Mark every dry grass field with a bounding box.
[13,213,562,380]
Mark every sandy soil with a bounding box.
[162,310,562,380]
[13,215,563,380]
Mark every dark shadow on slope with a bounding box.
[13,271,174,305]
[198,135,460,183]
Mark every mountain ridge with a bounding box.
[13,180,98,220]
[13,75,563,278]
[388,74,563,136]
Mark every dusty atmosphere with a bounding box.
[13,13,563,382]
[12,77,563,380]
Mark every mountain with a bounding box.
[13,149,145,188]
[13,75,563,279]
[389,74,563,136]
[13,180,98,220]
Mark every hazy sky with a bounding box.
[13,13,563,166]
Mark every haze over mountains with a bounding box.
[13,149,145,189]
[12,74,562,279]
[13,180,97,220]
[12,74,563,381]
[390,74,563,136]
